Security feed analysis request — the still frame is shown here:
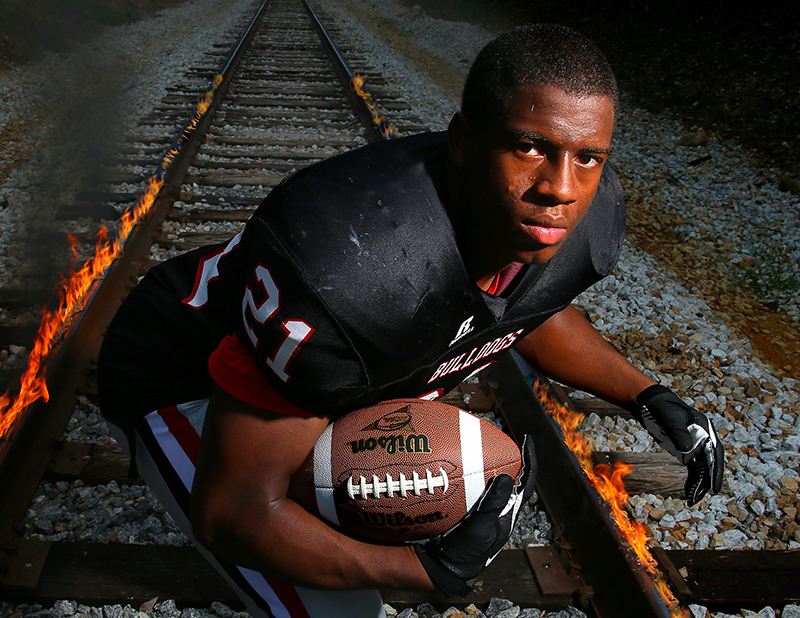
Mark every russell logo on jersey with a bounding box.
[449,316,475,346]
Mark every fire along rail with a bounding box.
[0,0,401,598]
[301,0,393,140]
[489,353,676,618]
[0,0,271,466]
[0,0,397,532]
[0,0,273,575]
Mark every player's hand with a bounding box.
[631,385,724,506]
[415,435,536,597]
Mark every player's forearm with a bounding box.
[191,388,436,592]
[192,475,434,591]
[515,305,654,407]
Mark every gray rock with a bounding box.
[688,605,708,618]
[544,609,587,618]
[786,436,800,451]
[209,603,234,618]
[733,425,755,444]
[750,499,766,516]
[415,603,439,618]
[721,529,748,548]
[485,598,515,617]
[52,601,77,617]
[153,601,180,618]
[782,605,800,618]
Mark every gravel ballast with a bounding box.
[2,0,799,617]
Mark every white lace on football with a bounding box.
[347,467,450,500]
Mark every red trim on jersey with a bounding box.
[490,261,524,296]
[485,274,501,295]
[209,334,314,417]
[182,232,243,309]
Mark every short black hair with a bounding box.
[461,24,619,128]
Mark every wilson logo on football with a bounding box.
[347,467,450,500]
[350,433,431,455]
[360,511,445,528]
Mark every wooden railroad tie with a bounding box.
[2,538,799,612]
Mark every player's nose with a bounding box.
[533,156,577,206]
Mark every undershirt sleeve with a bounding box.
[208,334,315,417]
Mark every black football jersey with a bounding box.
[98,132,625,430]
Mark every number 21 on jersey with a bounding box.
[242,263,315,383]
[182,231,314,385]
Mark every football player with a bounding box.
[98,23,722,618]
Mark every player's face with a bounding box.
[453,84,615,266]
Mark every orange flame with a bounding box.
[352,72,394,139]
[0,74,224,453]
[530,376,690,618]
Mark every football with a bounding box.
[289,398,522,544]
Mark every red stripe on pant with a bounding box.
[156,404,313,618]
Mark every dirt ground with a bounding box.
[0,0,188,66]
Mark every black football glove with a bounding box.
[415,434,536,597]
[631,384,724,506]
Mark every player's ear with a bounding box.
[448,112,474,169]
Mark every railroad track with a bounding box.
[0,1,798,616]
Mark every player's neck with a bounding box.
[451,216,511,288]
[444,158,513,287]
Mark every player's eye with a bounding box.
[576,154,603,168]
[517,142,542,156]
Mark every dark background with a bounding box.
[3,0,798,183]
[405,0,800,186]
[0,0,187,62]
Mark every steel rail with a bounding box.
[148,0,274,189]
[301,0,387,142]
[0,0,273,567]
[489,352,674,618]
[0,0,396,588]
